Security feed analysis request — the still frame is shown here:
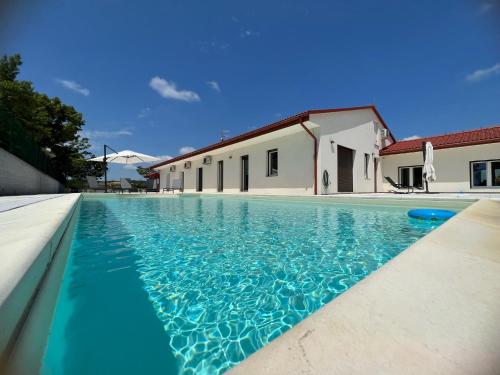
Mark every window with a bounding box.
[470,160,500,188]
[217,160,223,192]
[398,166,423,188]
[472,162,487,187]
[267,149,278,177]
[412,167,423,189]
[364,153,370,179]
[196,167,203,192]
[491,161,500,187]
[241,155,249,191]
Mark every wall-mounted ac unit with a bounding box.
[381,129,389,139]
[184,161,191,169]
[203,156,212,165]
[169,165,176,172]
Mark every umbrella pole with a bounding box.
[104,144,108,193]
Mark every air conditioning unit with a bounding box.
[203,156,212,165]
[169,165,176,172]
[184,161,191,169]
[381,129,389,139]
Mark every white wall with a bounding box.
[312,109,390,194]
[159,130,315,195]
[0,148,63,195]
[381,142,500,192]
[158,108,392,196]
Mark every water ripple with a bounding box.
[98,196,440,374]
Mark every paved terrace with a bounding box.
[230,199,500,375]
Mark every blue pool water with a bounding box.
[42,196,443,374]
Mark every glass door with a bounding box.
[196,168,203,192]
[241,155,249,192]
[217,160,223,192]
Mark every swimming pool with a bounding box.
[41,195,444,374]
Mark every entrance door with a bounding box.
[217,160,223,192]
[180,171,184,191]
[241,155,249,192]
[374,158,378,192]
[196,168,203,192]
[337,145,354,192]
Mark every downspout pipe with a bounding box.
[300,119,318,195]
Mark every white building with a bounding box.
[151,106,500,195]
[381,126,500,193]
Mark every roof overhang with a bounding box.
[151,105,393,169]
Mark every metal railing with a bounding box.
[0,107,64,182]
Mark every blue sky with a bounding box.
[1,0,499,179]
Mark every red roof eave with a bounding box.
[150,105,394,169]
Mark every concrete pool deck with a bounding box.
[230,199,500,375]
[0,193,80,369]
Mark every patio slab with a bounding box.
[0,194,63,213]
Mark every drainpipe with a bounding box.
[300,119,318,195]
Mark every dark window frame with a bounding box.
[266,149,278,177]
[196,167,203,192]
[241,155,249,192]
[469,159,500,189]
[364,153,370,179]
[217,160,223,192]
[397,165,424,188]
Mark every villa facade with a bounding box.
[151,106,500,195]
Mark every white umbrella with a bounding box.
[89,149,160,164]
[422,142,436,192]
[88,147,160,192]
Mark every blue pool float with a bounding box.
[408,209,456,221]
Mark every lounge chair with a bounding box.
[384,176,414,194]
[119,178,135,193]
[144,179,158,194]
[86,176,106,192]
[163,179,183,193]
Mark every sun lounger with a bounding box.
[145,179,158,193]
[384,176,414,194]
[163,179,183,193]
[119,178,135,193]
[86,176,106,192]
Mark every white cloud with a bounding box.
[401,135,421,141]
[123,164,138,170]
[149,77,200,102]
[138,107,151,118]
[240,29,260,38]
[197,40,230,53]
[80,129,133,139]
[206,80,221,93]
[55,79,90,96]
[479,2,494,13]
[156,155,173,161]
[179,146,195,155]
[465,63,500,82]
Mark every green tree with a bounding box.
[0,54,103,186]
[136,166,151,177]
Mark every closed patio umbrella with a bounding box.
[88,145,160,192]
[422,141,436,193]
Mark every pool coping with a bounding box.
[81,192,475,210]
[0,193,81,369]
[229,199,500,375]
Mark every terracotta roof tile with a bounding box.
[380,125,500,155]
